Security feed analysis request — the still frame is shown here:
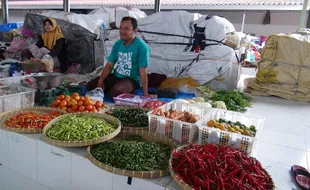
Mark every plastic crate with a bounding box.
[0,76,28,88]
[113,93,150,107]
[0,85,35,112]
[147,100,212,144]
[197,108,264,155]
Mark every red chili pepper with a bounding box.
[172,144,274,190]
[6,111,62,129]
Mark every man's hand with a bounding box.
[145,94,158,98]
[97,62,114,89]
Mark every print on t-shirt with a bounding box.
[116,52,133,77]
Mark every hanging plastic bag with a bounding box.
[86,87,105,102]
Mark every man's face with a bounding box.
[119,20,136,40]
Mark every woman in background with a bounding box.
[22,18,68,73]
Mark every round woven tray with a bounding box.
[87,129,179,179]
[107,106,150,131]
[43,112,121,147]
[169,145,276,190]
[0,106,67,134]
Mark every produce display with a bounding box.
[184,97,227,110]
[197,86,253,112]
[109,107,148,127]
[90,135,171,171]
[46,115,117,141]
[6,111,61,129]
[152,108,199,123]
[171,144,274,190]
[208,90,253,112]
[207,119,257,137]
[143,100,166,109]
[51,93,107,113]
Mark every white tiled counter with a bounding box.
[0,128,180,190]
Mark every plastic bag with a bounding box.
[86,87,104,102]
[41,54,54,72]
[159,77,200,90]
[8,36,28,51]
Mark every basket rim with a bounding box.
[42,112,121,147]
[87,129,179,179]
[0,106,67,134]
[168,144,276,190]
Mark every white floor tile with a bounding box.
[259,129,306,151]
[255,141,308,169]
[257,159,298,190]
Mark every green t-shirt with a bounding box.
[107,37,150,86]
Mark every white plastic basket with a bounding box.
[197,108,264,155]
[0,75,29,88]
[147,100,212,144]
[0,85,35,113]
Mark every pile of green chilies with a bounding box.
[90,136,171,171]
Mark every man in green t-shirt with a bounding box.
[96,16,153,98]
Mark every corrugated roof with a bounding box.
[2,0,306,10]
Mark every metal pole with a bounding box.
[154,0,161,13]
[241,11,246,33]
[63,0,70,12]
[1,0,8,24]
[299,0,309,28]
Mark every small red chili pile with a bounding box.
[6,111,61,129]
[172,144,274,190]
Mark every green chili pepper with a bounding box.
[111,108,148,127]
[90,135,171,171]
[46,115,117,141]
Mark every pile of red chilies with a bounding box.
[172,144,274,190]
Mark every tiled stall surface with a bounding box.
[0,68,309,190]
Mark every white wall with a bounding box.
[1,9,305,37]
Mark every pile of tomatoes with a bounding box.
[51,93,106,113]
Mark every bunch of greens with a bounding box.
[209,90,253,112]
[90,135,171,171]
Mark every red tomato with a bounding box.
[78,106,85,112]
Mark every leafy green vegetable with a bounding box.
[111,108,148,127]
[208,90,253,112]
[46,115,116,141]
[90,136,171,171]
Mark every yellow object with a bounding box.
[42,18,65,50]
[246,33,310,101]
[256,69,279,83]
[216,123,226,130]
[207,119,217,127]
[159,77,200,90]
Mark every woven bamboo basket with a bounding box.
[168,145,276,190]
[87,129,179,179]
[106,106,150,131]
[43,112,121,147]
[0,106,67,134]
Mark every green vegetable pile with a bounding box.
[208,90,253,112]
[46,115,117,141]
[111,108,148,127]
[90,136,171,171]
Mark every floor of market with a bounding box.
[0,67,309,190]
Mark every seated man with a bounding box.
[96,16,152,97]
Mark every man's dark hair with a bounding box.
[121,16,138,30]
